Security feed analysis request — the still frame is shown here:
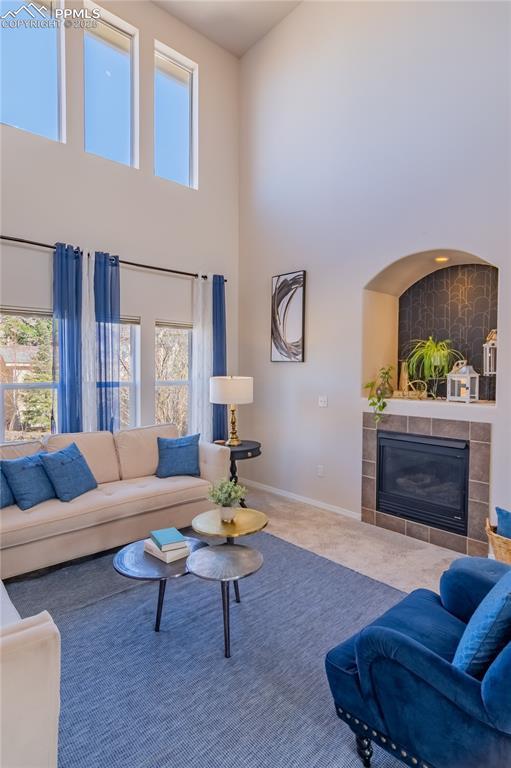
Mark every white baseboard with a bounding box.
[238,477,360,521]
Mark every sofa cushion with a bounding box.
[114,424,179,480]
[453,571,511,679]
[156,434,200,478]
[0,474,211,547]
[1,465,15,509]
[2,454,56,510]
[0,580,20,628]
[44,432,120,484]
[0,441,43,460]
[41,443,98,502]
[325,589,466,718]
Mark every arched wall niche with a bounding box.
[362,249,499,400]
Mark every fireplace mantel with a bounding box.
[360,396,496,424]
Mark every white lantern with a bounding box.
[447,361,479,403]
[483,329,497,376]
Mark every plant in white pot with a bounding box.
[208,479,247,523]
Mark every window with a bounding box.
[155,324,191,435]
[0,312,57,441]
[84,7,137,166]
[154,42,196,187]
[119,320,140,428]
[0,0,63,141]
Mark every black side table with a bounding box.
[228,440,261,508]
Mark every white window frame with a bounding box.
[119,318,141,429]
[154,40,198,189]
[83,0,140,168]
[0,309,57,443]
[154,322,192,430]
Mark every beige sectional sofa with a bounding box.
[0,581,60,768]
[0,424,230,578]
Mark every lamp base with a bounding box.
[226,405,241,447]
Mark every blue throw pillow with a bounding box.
[496,507,511,539]
[0,464,15,508]
[453,571,511,679]
[41,443,97,502]
[156,434,200,478]
[2,453,56,510]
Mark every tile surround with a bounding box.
[362,412,491,555]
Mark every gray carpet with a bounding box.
[7,532,406,768]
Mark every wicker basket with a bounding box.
[486,519,511,564]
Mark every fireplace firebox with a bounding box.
[376,431,469,535]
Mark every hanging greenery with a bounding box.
[406,337,463,398]
[365,365,394,423]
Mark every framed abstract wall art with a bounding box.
[271,270,306,362]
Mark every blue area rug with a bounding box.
[7,532,406,768]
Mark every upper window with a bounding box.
[0,0,62,141]
[0,312,57,442]
[155,324,191,436]
[84,7,137,166]
[154,43,196,188]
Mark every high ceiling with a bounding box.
[154,1,300,57]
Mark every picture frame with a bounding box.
[271,270,306,362]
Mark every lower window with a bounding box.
[0,312,57,441]
[154,323,191,435]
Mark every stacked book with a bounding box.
[143,527,190,564]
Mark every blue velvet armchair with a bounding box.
[325,557,511,768]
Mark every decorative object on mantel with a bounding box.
[208,478,247,523]
[271,270,306,362]
[486,519,511,564]
[398,360,409,394]
[393,380,428,399]
[365,365,393,423]
[406,336,463,399]
[447,360,480,403]
[483,329,497,376]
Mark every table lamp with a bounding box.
[210,376,253,446]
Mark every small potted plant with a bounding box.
[365,365,394,424]
[406,337,463,398]
[208,478,247,523]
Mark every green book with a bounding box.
[150,527,187,552]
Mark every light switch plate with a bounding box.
[318,396,328,407]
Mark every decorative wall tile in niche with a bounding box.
[398,264,498,400]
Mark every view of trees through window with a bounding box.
[155,325,191,435]
[0,313,56,441]
[120,322,139,428]
[0,315,191,440]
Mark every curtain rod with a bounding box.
[0,235,226,282]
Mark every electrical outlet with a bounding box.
[318,395,328,407]
[317,464,325,478]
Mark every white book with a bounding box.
[143,538,190,564]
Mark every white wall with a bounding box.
[239,1,511,513]
[0,0,239,425]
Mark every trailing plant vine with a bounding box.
[365,365,394,424]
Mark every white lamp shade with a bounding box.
[210,376,253,405]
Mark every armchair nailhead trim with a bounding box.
[335,707,424,768]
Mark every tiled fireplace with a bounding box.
[361,412,491,555]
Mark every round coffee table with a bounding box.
[113,537,206,632]
[192,508,268,604]
[186,544,263,658]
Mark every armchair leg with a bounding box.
[356,735,373,767]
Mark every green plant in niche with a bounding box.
[208,478,247,508]
[365,365,394,424]
[406,336,463,398]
